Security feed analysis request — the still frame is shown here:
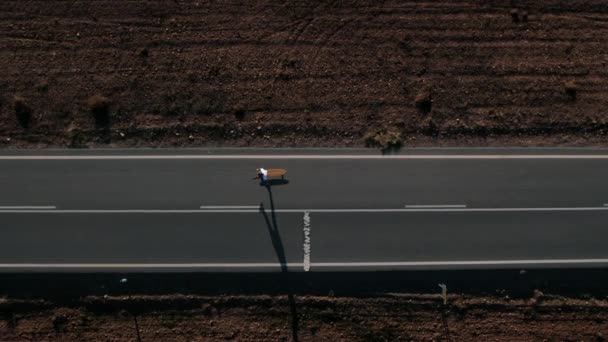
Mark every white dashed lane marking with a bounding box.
[200,205,259,209]
[0,206,56,210]
[404,204,466,209]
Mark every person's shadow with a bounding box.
[259,179,290,187]
[259,184,299,342]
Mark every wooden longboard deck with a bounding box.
[267,169,287,177]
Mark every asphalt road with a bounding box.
[1,149,608,272]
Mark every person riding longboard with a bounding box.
[255,168,269,183]
[254,168,287,185]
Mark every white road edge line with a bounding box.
[1,207,608,213]
[405,204,467,208]
[312,259,608,266]
[0,263,294,268]
[0,259,607,268]
[200,206,259,209]
[303,211,311,272]
[0,206,56,210]
[3,154,608,160]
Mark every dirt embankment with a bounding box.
[1,293,607,341]
[1,0,608,148]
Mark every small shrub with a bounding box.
[87,95,111,127]
[68,126,87,148]
[192,93,226,116]
[161,92,226,117]
[427,117,439,136]
[364,129,402,150]
[522,307,539,321]
[139,48,149,58]
[35,82,49,93]
[52,313,68,332]
[532,289,545,302]
[510,9,519,23]
[234,109,246,120]
[277,72,291,81]
[13,96,32,129]
[6,312,17,329]
[564,81,577,100]
[415,89,432,114]
[162,102,184,117]
[521,11,529,22]
[51,102,71,120]
[187,71,198,83]
[306,103,323,112]
[399,39,412,53]
[159,315,178,329]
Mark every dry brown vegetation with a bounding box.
[363,129,402,151]
[0,294,607,341]
[1,1,608,148]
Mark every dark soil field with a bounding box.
[1,293,607,341]
[1,0,608,148]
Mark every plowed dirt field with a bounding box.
[1,1,608,148]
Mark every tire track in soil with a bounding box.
[308,18,355,64]
[265,1,343,115]
[271,1,386,90]
[300,1,386,123]
[255,1,389,132]
[273,1,330,62]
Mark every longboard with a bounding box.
[267,169,287,178]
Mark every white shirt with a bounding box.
[259,168,268,180]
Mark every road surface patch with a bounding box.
[303,211,311,272]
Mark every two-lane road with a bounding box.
[1,149,607,272]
